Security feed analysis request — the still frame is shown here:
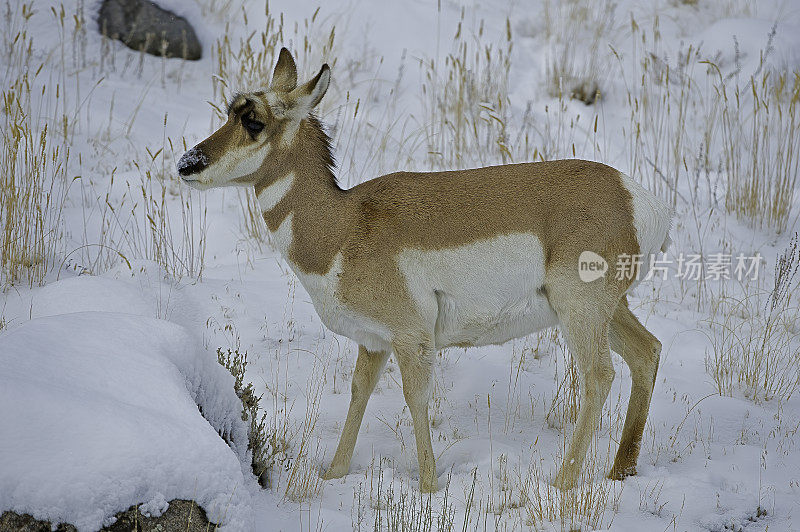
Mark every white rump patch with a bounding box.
[618,172,673,285]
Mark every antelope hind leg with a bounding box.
[552,318,615,490]
[607,300,661,480]
[546,274,618,491]
[394,338,438,493]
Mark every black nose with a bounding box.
[177,147,208,177]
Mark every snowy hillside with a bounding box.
[1,0,799,530]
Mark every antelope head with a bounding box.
[177,48,331,190]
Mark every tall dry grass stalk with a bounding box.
[211,2,337,115]
[282,352,326,502]
[3,1,207,285]
[330,56,426,188]
[421,11,513,170]
[371,464,457,532]
[719,68,800,232]
[617,17,800,229]
[1,1,71,287]
[193,0,246,23]
[545,338,580,432]
[540,0,617,104]
[113,118,208,280]
[614,17,710,208]
[261,333,330,502]
[705,234,800,402]
[69,132,208,281]
[1,83,71,287]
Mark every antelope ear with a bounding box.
[270,48,297,92]
[292,65,330,112]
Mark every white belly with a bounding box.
[398,233,558,349]
[433,285,557,348]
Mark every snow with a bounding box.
[0,312,253,531]
[1,0,800,530]
[177,147,209,172]
[693,18,800,74]
[30,276,155,319]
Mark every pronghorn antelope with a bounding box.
[178,48,672,493]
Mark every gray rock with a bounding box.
[1,500,214,531]
[98,0,202,60]
[103,499,213,531]
[0,511,77,531]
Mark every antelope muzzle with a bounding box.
[177,147,209,178]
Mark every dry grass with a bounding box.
[545,337,580,432]
[614,17,709,208]
[330,55,425,188]
[1,2,70,287]
[131,130,207,279]
[539,0,617,105]
[616,16,800,228]
[420,11,513,170]
[2,1,208,286]
[77,122,208,281]
[718,66,800,232]
[370,463,457,532]
[517,437,622,531]
[704,234,800,402]
[193,0,246,23]
[211,2,338,116]
[282,351,326,502]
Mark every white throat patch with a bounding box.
[257,172,295,212]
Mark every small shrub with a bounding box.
[217,347,273,488]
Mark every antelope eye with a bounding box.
[242,112,264,135]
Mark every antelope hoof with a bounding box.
[321,463,349,480]
[607,464,637,481]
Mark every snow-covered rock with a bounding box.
[0,312,254,531]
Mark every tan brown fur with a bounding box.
[178,48,669,493]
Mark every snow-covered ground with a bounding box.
[1,0,799,530]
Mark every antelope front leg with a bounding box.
[323,345,389,480]
[394,339,438,493]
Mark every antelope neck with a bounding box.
[255,164,352,277]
